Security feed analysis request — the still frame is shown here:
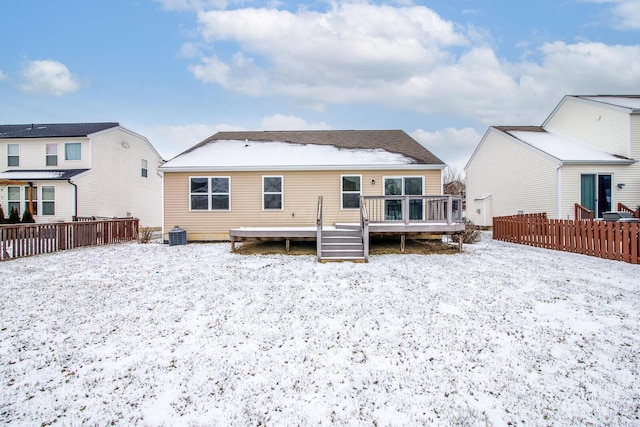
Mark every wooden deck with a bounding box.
[230,195,465,260]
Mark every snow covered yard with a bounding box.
[1,233,638,426]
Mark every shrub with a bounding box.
[452,220,482,244]
[139,226,154,244]
[21,209,35,223]
[8,207,21,224]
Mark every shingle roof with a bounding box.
[0,123,119,139]
[182,130,444,165]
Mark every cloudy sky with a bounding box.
[1,0,639,170]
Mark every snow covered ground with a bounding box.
[1,233,638,426]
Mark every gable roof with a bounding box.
[490,126,634,165]
[0,123,119,139]
[575,95,640,112]
[162,130,445,171]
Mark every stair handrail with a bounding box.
[618,202,639,218]
[574,203,594,221]
[316,196,323,261]
[360,196,369,262]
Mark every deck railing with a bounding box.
[359,196,370,261]
[575,203,594,221]
[618,202,639,218]
[361,195,463,225]
[1,218,139,260]
[316,196,323,261]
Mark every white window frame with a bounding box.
[341,174,362,210]
[42,186,55,216]
[24,186,38,216]
[7,186,21,216]
[64,142,82,161]
[46,143,58,166]
[7,144,19,167]
[141,159,148,177]
[189,176,231,211]
[262,175,283,210]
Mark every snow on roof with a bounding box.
[0,171,65,179]
[579,96,640,111]
[161,140,417,169]
[507,130,633,163]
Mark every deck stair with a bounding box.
[320,223,366,262]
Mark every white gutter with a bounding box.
[158,164,446,173]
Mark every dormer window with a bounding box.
[7,144,19,167]
[46,143,58,166]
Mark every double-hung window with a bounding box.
[190,177,230,211]
[65,142,81,160]
[7,186,20,215]
[46,143,58,166]
[42,186,55,215]
[341,175,361,209]
[263,176,283,210]
[7,144,19,167]
[141,159,148,177]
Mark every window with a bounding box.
[190,177,230,211]
[42,186,55,215]
[7,144,19,167]
[263,176,283,210]
[64,142,81,160]
[341,175,361,209]
[24,186,38,215]
[141,159,148,177]
[7,186,20,216]
[384,176,424,220]
[46,143,58,166]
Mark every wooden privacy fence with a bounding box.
[493,213,640,264]
[0,218,139,261]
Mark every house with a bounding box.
[465,95,640,226]
[159,130,464,259]
[0,123,164,228]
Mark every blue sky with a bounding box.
[1,0,639,170]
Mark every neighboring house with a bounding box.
[465,95,640,226]
[159,130,463,244]
[0,123,164,228]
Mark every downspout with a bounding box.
[556,164,562,219]
[68,179,78,218]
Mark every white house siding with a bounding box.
[1,138,91,170]
[560,164,636,219]
[163,169,442,241]
[465,129,560,225]
[74,129,162,228]
[544,98,630,157]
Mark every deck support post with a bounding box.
[458,236,463,252]
[400,234,405,252]
[286,239,290,252]
[231,239,236,252]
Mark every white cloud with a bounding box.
[20,60,80,96]
[0,69,7,80]
[143,123,244,159]
[181,3,640,129]
[260,114,331,131]
[412,127,483,172]
[154,0,227,10]
[585,0,640,30]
